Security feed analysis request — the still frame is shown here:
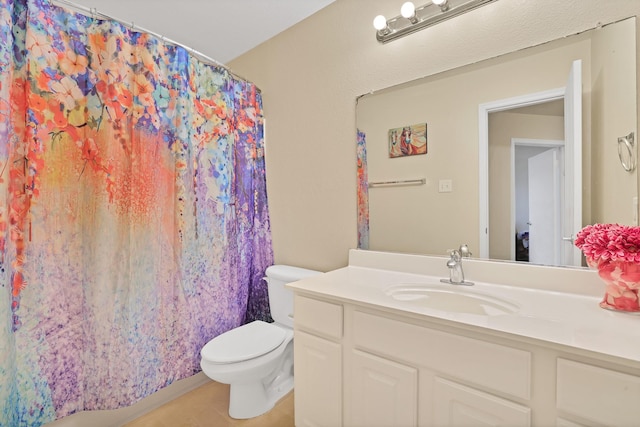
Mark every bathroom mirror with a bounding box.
[357,17,637,267]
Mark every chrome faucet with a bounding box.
[440,245,474,286]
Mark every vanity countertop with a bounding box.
[287,260,640,365]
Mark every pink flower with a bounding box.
[50,76,83,111]
[575,223,640,262]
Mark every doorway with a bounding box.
[512,139,564,264]
[478,60,582,266]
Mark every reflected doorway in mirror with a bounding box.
[388,123,427,158]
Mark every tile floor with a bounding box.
[123,381,294,427]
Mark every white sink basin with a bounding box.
[384,284,519,316]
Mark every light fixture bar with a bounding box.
[376,0,497,44]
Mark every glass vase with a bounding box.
[588,257,640,313]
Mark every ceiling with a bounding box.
[57,0,336,64]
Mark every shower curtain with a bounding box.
[357,130,369,249]
[0,0,274,425]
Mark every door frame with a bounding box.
[510,139,564,261]
[478,87,565,258]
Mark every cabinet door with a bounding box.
[295,330,342,427]
[434,377,531,427]
[349,350,418,427]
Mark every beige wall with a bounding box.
[230,0,640,272]
[591,17,638,224]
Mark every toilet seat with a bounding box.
[201,320,286,364]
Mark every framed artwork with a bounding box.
[388,123,427,158]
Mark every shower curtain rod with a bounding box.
[50,0,260,90]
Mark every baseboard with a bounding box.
[44,372,210,427]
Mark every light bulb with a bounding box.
[432,0,449,11]
[373,15,387,31]
[400,2,416,19]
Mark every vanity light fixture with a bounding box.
[374,0,497,44]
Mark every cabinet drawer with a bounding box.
[294,295,343,339]
[353,310,531,399]
[556,358,640,426]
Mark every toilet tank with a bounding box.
[265,265,322,328]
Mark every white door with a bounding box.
[564,59,582,266]
[528,148,561,265]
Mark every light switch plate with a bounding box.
[439,179,452,193]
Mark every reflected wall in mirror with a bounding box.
[356,17,637,267]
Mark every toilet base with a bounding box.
[200,324,295,419]
[228,377,293,419]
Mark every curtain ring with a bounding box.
[618,132,636,172]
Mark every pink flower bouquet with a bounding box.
[575,223,640,312]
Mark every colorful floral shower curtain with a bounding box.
[0,0,274,424]
[357,130,369,249]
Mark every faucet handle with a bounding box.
[459,244,472,258]
[446,249,461,262]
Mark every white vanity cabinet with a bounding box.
[292,291,640,427]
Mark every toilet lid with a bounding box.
[201,320,287,363]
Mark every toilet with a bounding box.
[200,265,321,419]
